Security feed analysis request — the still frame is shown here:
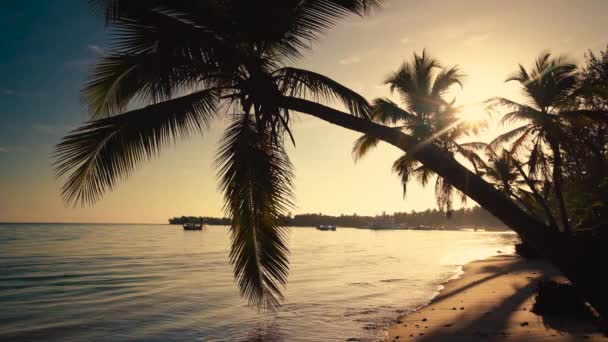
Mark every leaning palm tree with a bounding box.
[54,2,608,318]
[488,52,577,234]
[352,51,483,214]
[54,0,380,311]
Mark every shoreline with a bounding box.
[385,254,605,341]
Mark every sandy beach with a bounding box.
[386,255,606,341]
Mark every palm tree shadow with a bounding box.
[419,259,600,341]
[431,259,530,305]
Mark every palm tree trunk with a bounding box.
[549,140,572,234]
[284,96,608,320]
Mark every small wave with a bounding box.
[379,278,406,283]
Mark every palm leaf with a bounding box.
[371,98,415,124]
[54,89,219,206]
[270,0,382,60]
[352,134,380,161]
[392,153,418,197]
[274,67,371,118]
[82,52,220,118]
[435,176,454,215]
[454,143,486,172]
[488,124,532,151]
[486,97,543,124]
[414,165,434,186]
[216,114,294,311]
[431,65,464,97]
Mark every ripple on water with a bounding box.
[0,224,516,341]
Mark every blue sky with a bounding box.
[1,1,608,223]
[1,1,106,151]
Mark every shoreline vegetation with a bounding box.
[387,255,605,341]
[168,206,507,230]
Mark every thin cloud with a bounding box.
[463,33,492,47]
[400,37,410,45]
[88,44,105,56]
[339,55,362,65]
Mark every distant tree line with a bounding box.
[169,216,230,225]
[170,206,504,229]
[291,206,504,229]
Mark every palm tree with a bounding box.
[54,2,608,318]
[488,52,577,234]
[480,147,557,228]
[352,51,483,214]
[54,0,381,311]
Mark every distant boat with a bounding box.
[316,224,337,231]
[183,223,204,230]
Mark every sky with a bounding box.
[1,0,607,223]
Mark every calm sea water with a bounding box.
[0,224,516,341]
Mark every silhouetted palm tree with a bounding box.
[53,2,608,318]
[479,147,557,227]
[54,0,380,311]
[481,148,525,198]
[488,52,577,233]
[352,51,483,214]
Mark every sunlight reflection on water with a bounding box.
[0,224,516,341]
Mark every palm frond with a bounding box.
[454,143,486,172]
[431,65,464,97]
[270,0,382,60]
[486,97,543,124]
[488,124,533,151]
[435,176,454,215]
[527,137,551,179]
[274,67,371,118]
[459,141,488,150]
[508,126,535,157]
[216,114,294,311]
[385,50,443,115]
[392,153,418,197]
[507,52,577,110]
[371,98,415,124]
[82,52,220,118]
[414,164,434,187]
[54,89,219,206]
[352,134,379,161]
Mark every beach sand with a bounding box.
[386,255,606,341]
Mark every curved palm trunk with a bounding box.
[549,139,572,235]
[284,96,608,321]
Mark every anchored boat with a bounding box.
[183,222,204,230]
[316,224,337,231]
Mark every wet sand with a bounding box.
[386,255,606,341]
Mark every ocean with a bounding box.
[0,224,516,341]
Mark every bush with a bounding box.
[531,280,593,319]
[515,240,542,259]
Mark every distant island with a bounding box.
[169,206,507,230]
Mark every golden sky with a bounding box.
[1,0,607,223]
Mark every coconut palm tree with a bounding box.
[54,0,380,311]
[488,52,577,234]
[54,2,608,318]
[352,51,484,214]
[480,147,557,228]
